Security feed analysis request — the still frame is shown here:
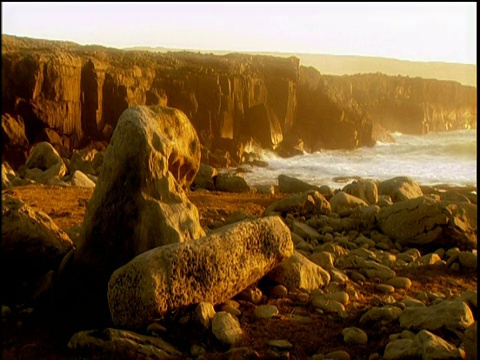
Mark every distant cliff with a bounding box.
[2,35,477,169]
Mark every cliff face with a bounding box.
[2,35,477,169]
[320,73,477,134]
[2,35,298,167]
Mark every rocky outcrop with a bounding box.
[72,105,205,323]
[2,35,476,168]
[2,35,298,168]
[107,216,293,328]
[321,73,477,134]
[377,196,477,250]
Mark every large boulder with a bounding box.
[23,141,67,184]
[1,194,74,301]
[378,176,423,203]
[399,300,474,336]
[108,216,293,328]
[72,105,205,322]
[342,179,378,205]
[377,196,477,250]
[329,191,368,216]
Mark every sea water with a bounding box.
[242,129,477,190]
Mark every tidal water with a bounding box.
[241,129,477,190]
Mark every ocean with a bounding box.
[241,129,477,191]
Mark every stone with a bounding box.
[324,350,351,360]
[74,105,205,320]
[23,142,67,184]
[342,326,368,345]
[383,339,415,360]
[277,174,321,193]
[67,328,181,358]
[359,260,396,280]
[268,340,293,350]
[292,221,322,241]
[194,302,216,329]
[399,300,474,336]
[309,251,335,268]
[375,284,395,294]
[378,176,423,203]
[70,170,96,188]
[458,251,477,270]
[1,114,29,168]
[411,330,463,360]
[387,277,412,290]
[108,216,293,328]
[211,311,243,345]
[464,322,477,360]
[1,194,74,296]
[377,196,477,250]
[329,191,368,216]
[342,179,379,205]
[359,306,403,324]
[264,190,331,217]
[254,305,279,319]
[236,286,264,304]
[311,297,345,313]
[270,285,288,298]
[214,173,252,193]
[267,250,330,291]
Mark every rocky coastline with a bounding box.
[1,104,477,360]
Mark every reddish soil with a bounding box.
[1,185,477,359]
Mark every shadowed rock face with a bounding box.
[72,105,205,324]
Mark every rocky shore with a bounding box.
[1,105,477,360]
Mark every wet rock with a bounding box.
[108,216,293,327]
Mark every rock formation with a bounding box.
[108,216,293,328]
[72,105,205,323]
[2,35,476,169]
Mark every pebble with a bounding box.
[375,284,395,293]
[342,326,368,345]
[387,276,412,290]
[268,339,293,350]
[253,305,279,319]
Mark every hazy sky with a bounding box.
[2,2,476,64]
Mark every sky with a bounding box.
[1,2,477,64]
